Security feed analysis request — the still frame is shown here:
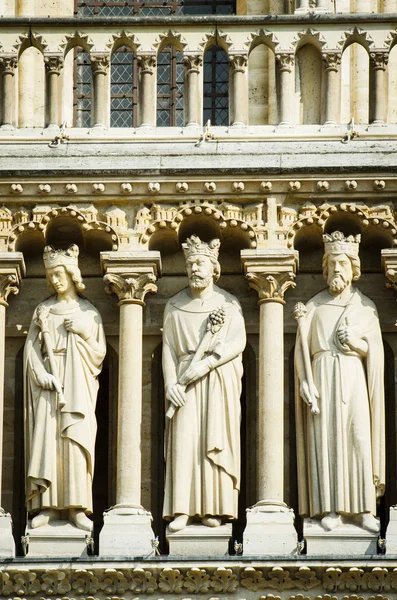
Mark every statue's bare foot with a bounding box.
[321,512,342,531]
[358,513,380,534]
[169,514,190,532]
[202,516,222,527]
[69,509,93,532]
[31,509,58,528]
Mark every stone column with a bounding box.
[0,253,25,557]
[229,54,248,127]
[184,54,202,127]
[370,51,388,125]
[91,54,110,128]
[137,54,157,127]
[322,52,342,125]
[0,56,17,129]
[294,0,309,11]
[44,54,64,128]
[241,248,299,555]
[99,251,161,557]
[276,53,294,126]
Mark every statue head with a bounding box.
[322,231,361,294]
[182,235,221,290]
[43,245,85,294]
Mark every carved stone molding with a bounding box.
[322,51,342,71]
[101,251,161,305]
[44,54,64,75]
[104,272,157,304]
[241,250,299,304]
[275,53,295,72]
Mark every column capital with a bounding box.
[370,51,389,71]
[91,53,110,75]
[44,54,64,75]
[183,54,202,73]
[322,51,342,72]
[275,52,295,72]
[229,53,248,72]
[382,248,397,291]
[0,252,26,306]
[101,251,161,305]
[241,249,298,304]
[0,55,18,75]
[137,54,157,74]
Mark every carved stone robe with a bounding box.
[24,296,106,515]
[162,286,246,520]
[295,287,385,519]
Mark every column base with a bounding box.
[304,517,379,555]
[0,512,15,557]
[25,520,90,558]
[243,502,297,555]
[385,506,397,554]
[99,505,155,557]
[0,124,14,131]
[167,523,232,556]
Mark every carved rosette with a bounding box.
[246,271,296,303]
[370,51,388,71]
[0,55,17,76]
[137,54,157,74]
[44,54,64,75]
[322,51,342,72]
[0,273,20,306]
[104,272,157,304]
[183,54,202,73]
[229,54,248,73]
[275,53,295,72]
[91,54,110,76]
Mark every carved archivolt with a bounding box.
[1,565,397,597]
[245,29,280,53]
[60,31,95,54]
[337,27,375,51]
[291,28,327,51]
[152,30,188,52]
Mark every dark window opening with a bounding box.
[157,45,184,127]
[111,46,138,127]
[76,0,235,16]
[74,49,92,127]
[203,45,229,126]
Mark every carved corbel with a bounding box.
[382,248,397,292]
[0,253,25,307]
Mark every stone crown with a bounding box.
[43,244,79,269]
[182,235,220,261]
[323,231,361,257]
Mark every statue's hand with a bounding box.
[64,318,91,340]
[36,372,58,391]
[337,325,368,355]
[300,380,320,415]
[179,359,210,386]
[166,383,186,408]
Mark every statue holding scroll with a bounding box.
[294,231,385,533]
[162,235,246,532]
[24,245,106,531]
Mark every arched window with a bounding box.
[203,46,229,126]
[74,50,91,127]
[157,45,184,127]
[296,44,323,125]
[111,46,137,127]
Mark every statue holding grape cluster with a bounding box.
[162,235,246,532]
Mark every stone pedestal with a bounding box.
[304,518,379,555]
[167,523,232,556]
[243,503,297,555]
[100,508,155,557]
[25,520,90,558]
[385,505,397,554]
[0,512,15,557]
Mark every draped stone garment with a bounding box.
[295,287,385,519]
[24,296,106,515]
[162,286,246,521]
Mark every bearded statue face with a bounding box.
[327,253,353,295]
[186,254,214,291]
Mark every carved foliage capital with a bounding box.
[246,271,296,302]
[183,54,203,73]
[370,51,389,70]
[137,54,157,74]
[104,272,157,304]
[44,54,64,75]
[275,52,295,72]
[229,54,248,72]
[91,54,110,75]
[322,52,342,71]
[0,273,20,305]
[0,55,18,75]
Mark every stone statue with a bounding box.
[162,235,246,532]
[294,231,385,533]
[24,245,106,531]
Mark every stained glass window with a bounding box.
[111,46,137,127]
[157,46,184,127]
